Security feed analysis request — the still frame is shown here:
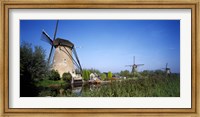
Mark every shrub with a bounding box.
[82,69,90,81]
[108,71,112,79]
[20,43,48,82]
[62,72,72,82]
[49,70,60,81]
[120,70,130,78]
[87,68,101,76]
[100,74,106,80]
[20,42,47,97]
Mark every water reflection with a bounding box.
[70,83,102,96]
[39,82,107,97]
[89,84,101,91]
[71,83,83,96]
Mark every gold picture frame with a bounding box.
[0,0,199,116]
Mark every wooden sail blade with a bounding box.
[53,20,59,40]
[48,45,54,64]
[41,30,53,45]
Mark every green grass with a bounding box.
[37,79,66,87]
[80,76,180,97]
[36,74,180,97]
[36,79,70,97]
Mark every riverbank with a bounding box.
[36,74,180,97]
[80,76,180,97]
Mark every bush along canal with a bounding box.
[37,74,180,97]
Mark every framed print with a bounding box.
[0,0,199,116]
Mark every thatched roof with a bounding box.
[53,38,74,48]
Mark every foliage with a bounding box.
[132,72,141,78]
[37,79,65,87]
[20,42,48,81]
[37,72,180,97]
[62,72,72,82]
[119,70,168,79]
[80,74,180,97]
[49,69,60,81]
[120,70,130,78]
[32,46,48,80]
[82,68,101,80]
[87,68,101,76]
[140,70,151,77]
[140,70,166,79]
[38,85,61,97]
[154,70,166,78]
[20,42,48,97]
[37,79,70,97]
[108,71,113,79]
[82,69,91,81]
[100,73,106,81]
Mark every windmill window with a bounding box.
[64,59,66,63]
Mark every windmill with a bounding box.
[125,56,144,74]
[41,20,82,78]
[162,63,171,76]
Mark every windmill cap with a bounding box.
[53,38,74,48]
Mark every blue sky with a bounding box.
[20,20,180,73]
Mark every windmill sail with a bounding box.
[73,47,82,72]
[41,30,53,45]
[53,20,59,40]
[47,20,59,64]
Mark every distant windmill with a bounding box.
[162,63,171,76]
[41,20,82,77]
[126,56,144,74]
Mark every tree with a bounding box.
[108,71,113,79]
[20,42,48,97]
[49,70,60,81]
[82,69,90,81]
[31,46,48,81]
[87,68,101,76]
[100,73,106,80]
[120,70,130,78]
[155,70,165,75]
[140,70,149,77]
[62,72,72,82]
[154,70,166,78]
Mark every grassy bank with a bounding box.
[37,79,70,97]
[80,76,180,97]
[36,74,180,97]
[37,79,66,87]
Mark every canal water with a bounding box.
[38,83,108,97]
